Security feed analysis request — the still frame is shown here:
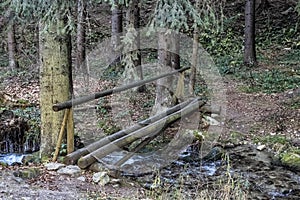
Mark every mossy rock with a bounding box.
[280,152,300,171]
[13,167,41,179]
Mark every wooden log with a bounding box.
[52,109,70,162]
[114,128,163,167]
[53,66,190,111]
[77,99,205,169]
[64,98,198,165]
[67,108,74,154]
[199,105,221,115]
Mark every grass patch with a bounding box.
[253,135,289,146]
[239,69,300,94]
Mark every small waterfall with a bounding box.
[0,110,40,165]
[0,154,25,165]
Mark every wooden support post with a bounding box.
[52,109,70,162]
[67,108,74,154]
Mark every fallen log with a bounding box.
[64,98,199,165]
[53,66,190,111]
[77,99,205,169]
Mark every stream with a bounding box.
[0,153,25,165]
[96,144,300,199]
[1,144,299,199]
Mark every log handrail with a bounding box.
[53,66,190,112]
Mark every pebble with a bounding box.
[257,144,266,151]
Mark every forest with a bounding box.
[0,0,300,199]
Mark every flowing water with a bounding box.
[0,153,25,165]
[97,144,300,199]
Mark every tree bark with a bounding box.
[7,18,19,70]
[77,99,204,169]
[153,30,174,113]
[171,32,180,70]
[189,30,199,95]
[126,0,145,92]
[111,1,123,50]
[244,0,257,66]
[76,0,87,72]
[39,17,72,156]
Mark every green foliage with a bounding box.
[0,0,76,33]
[198,15,244,75]
[277,50,300,65]
[12,106,41,143]
[253,135,289,145]
[150,0,223,31]
[98,119,121,135]
[143,99,154,108]
[96,99,109,115]
[240,69,300,94]
[257,27,300,49]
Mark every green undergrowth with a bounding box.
[253,135,290,146]
[239,69,300,94]
[12,107,41,146]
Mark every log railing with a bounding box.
[52,66,212,167]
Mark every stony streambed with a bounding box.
[0,144,299,199]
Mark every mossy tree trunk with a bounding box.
[39,18,72,157]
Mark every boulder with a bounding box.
[92,172,110,186]
[44,162,65,171]
[57,165,81,177]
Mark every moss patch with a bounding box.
[280,152,300,171]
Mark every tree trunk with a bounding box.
[244,0,257,66]
[111,2,123,50]
[76,0,86,72]
[39,17,72,157]
[126,0,145,92]
[171,32,180,70]
[153,30,174,114]
[7,19,19,70]
[189,30,199,95]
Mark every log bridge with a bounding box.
[52,67,214,169]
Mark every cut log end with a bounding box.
[78,155,97,169]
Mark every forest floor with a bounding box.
[0,54,299,199]
[0,0,299,198]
